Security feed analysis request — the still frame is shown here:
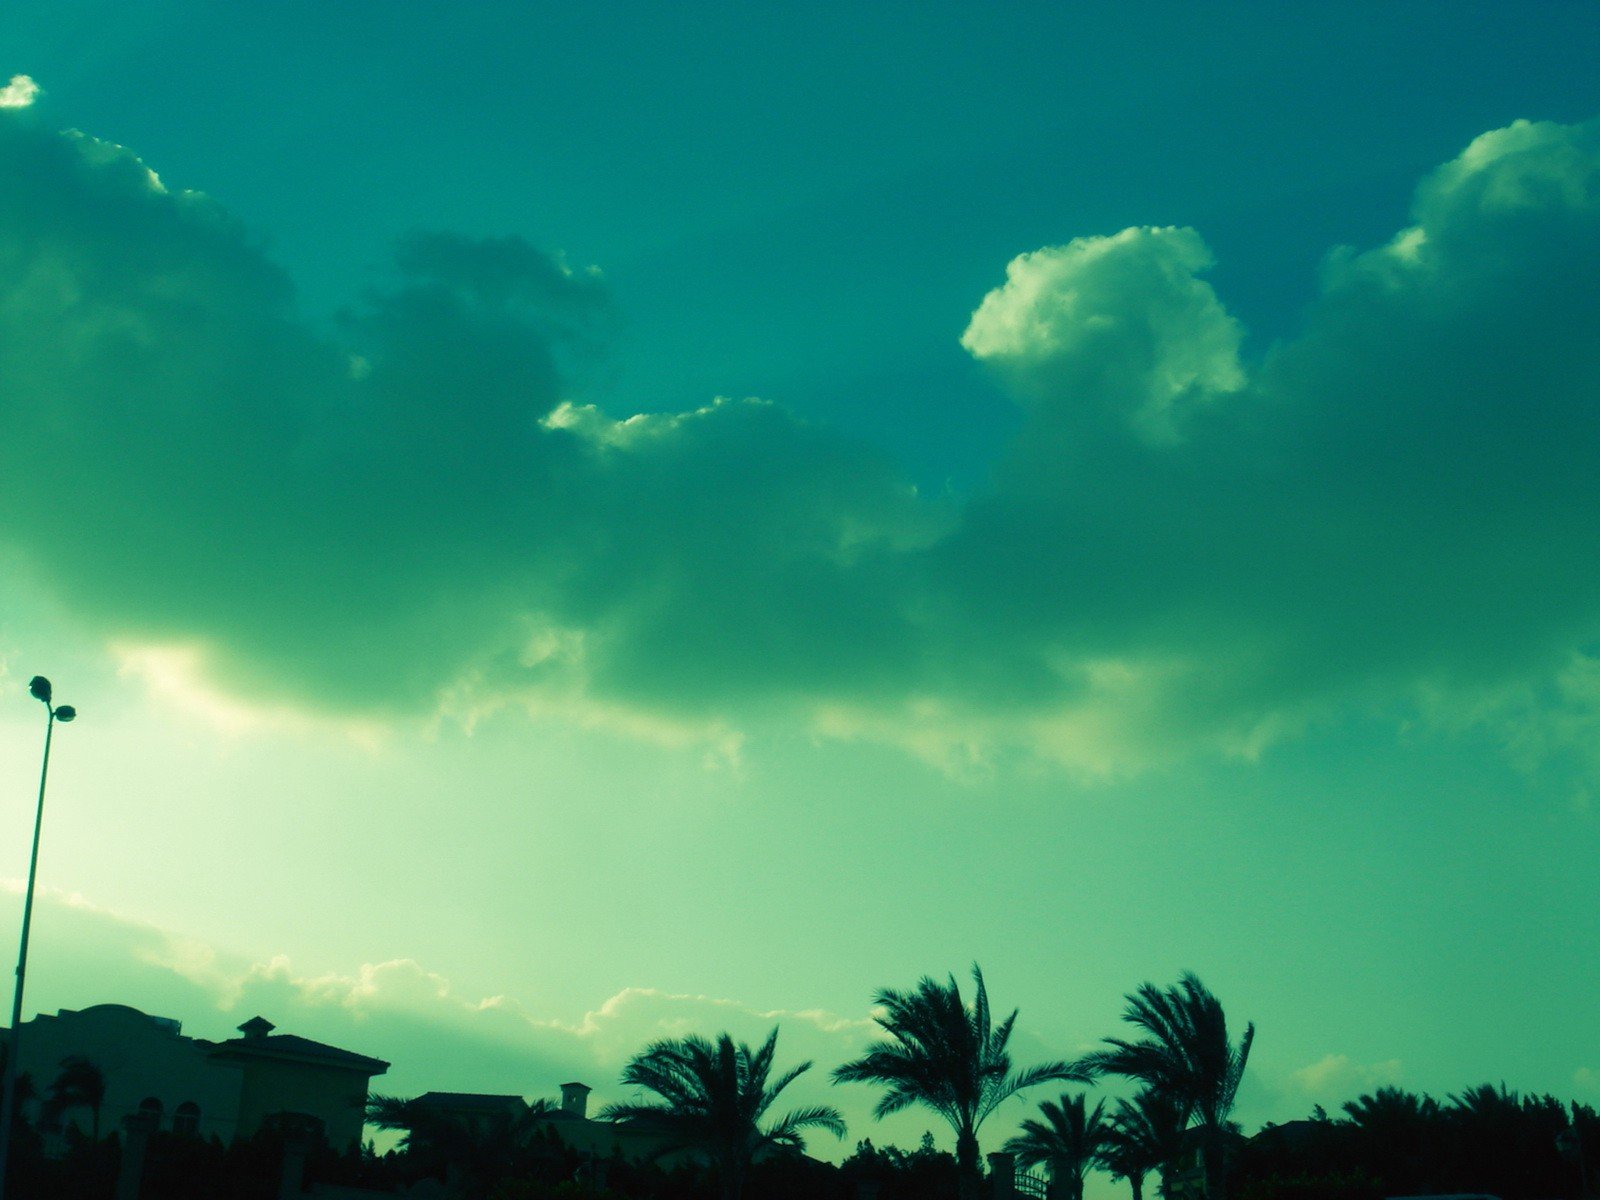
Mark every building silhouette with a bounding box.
[7,1003,388,1151]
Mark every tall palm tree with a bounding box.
[600,1026,844,1200]
[1079,973,1253,1200]
[832,965,1086,1200]
[44,1056,106,1141]
[1099,1088,1188,1200]
[1003,1092,1107,1200]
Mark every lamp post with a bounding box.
[0,676,76,1198]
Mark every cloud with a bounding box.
[932,116,1600,770]
[961,225,1244,443]
[1290,1053,1404,1104]
[3,107,1600,772]
[0,76,38,109]
[1,886,967,1156]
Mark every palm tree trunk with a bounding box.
[955,1128,981,1200]
[1202,1136,1225,1200]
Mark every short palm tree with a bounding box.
[600,1027,844,1200]
[366,1093,553,1193]
[832,965,1086,1200]
[45,1056,107,1140]
[1341,1087,1439,1189]
[1078,973,1253,1200]
[1003,1092,1107,1200]
[1099,1088,1188,1200]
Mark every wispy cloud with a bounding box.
[1,887,941,1153]
[1291,1053,1405,1104]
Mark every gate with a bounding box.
[1013,1168,1049,1199]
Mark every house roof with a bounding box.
[413,1092,527,1111]
[209,1031,390,1075]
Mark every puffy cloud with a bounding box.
[0,110,925,721]
[4,106,1600,773]
[961,226,1244,443]
[933,116,1600,770]
[0,76,37,109]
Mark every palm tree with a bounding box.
[0,1044,34,1134]
[600,1026,844,1200]
[1004,1092,1107,1200]
[1343,1086,1438,1131]
[44,1056,106,1140]
[1079,973,1253,1200]
[366,1093,554,1194]
[1099,1088,1188,1200]
[832,965,1086,1200]
[1341,1086,1438,1188]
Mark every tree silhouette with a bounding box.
[1443,1083,1571,1198]
[366,1092,554,1192]
[1003,1092,1107,1200]
[1340,1086,1438,1189]
[44,1056,107,1141]
[600,1026,844,1200]
[1099,1087,1188,1200]
[1079,973,1253,1200]
[832,965,1084,1200]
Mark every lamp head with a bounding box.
[54,705,76,723]
[28,676,52,705]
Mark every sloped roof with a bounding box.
[413,1092,527,1111]
[209,1031,389,1075]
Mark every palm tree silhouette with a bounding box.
[1003,1092,1107,1200]
[832,965,1085,1200]
[1341,1086,1438,1188]
[366,1092,554,1193]
[44,1056,106,1141]
[1079,973,1252,1200]
[1099,1087,1188,1200]
[600,1026,844,1200]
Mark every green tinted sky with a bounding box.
[2,2,1600,1188]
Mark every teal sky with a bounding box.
[3,3,1600,1192]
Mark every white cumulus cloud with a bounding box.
[0,76,38,109]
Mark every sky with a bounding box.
[3,1,1600,1191]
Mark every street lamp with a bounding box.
[0,676,76,1197]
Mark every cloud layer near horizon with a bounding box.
[3,105,1600,772]
[2,884,1446,1154]
[0,885,924,1154]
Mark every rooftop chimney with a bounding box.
[559,1082,591,1119]
[238,1016,275,1040]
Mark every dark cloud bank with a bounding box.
[3,105,1599,771]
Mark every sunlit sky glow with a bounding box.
[3,4,1600,1191]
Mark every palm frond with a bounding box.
[833,964,1065,1175]
[605,1024,842,1179]
[1089,971,1252,1193]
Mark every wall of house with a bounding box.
[539,1115,690,1166]
[13,1004,243,1142]
[234,1057,373,1151]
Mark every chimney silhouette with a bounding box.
[559,1082,591,1119]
